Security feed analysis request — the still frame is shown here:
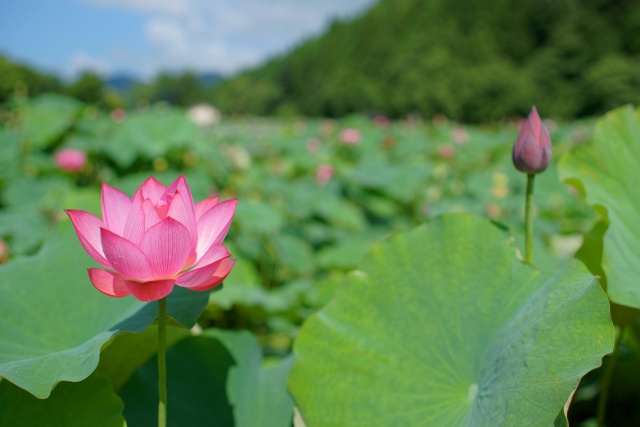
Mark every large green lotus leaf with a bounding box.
[289,214,613,427]
[96,324,191,391]
[207,330,295,427]
[558,105,640,309]
[20,94,82,149]
[0,129,21,180]
[119,334,235,427]
[0,208,49,256]
[235,199,285,235]
[101,108,200,168]
[0,373,124,427]
[273,233,315,276]
[0,221,209,398]
[119,330,294,427]
[348,160,429,203]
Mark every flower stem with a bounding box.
[597,325,624,427]
[158,297,167,427]
[524,173,535,265]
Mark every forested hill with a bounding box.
[213,0,640,121]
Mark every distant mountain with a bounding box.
[212,0,640,121]
[104,72,222,94]
[104,74,139,93]
[197,72,223,86]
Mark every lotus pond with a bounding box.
[1,94,639,426]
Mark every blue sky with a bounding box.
[0,0,375,79]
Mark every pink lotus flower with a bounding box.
[66,175,236,302]
[512,106,552,174]
[55,148,87,173]
[339,128,362,145]
[316,164,334,185]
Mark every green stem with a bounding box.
[158,297,167,427]
[524,173,535,265]
[597,325,624,427]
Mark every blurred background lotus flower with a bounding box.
[438,144,455,159]
[66,175,236,302]
[54,148,87,173]
[373,115,390,127]
[452,128,469,144]
[316,164,334,185]
[339,128,362,144]
[512,106,552,174]
[187,103,221,127]
[110,108,127,124]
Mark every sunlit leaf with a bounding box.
[0,373,124,427]
[289,214,613,426]
[559,105,640,308]
[0,221,209,398]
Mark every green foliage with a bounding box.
[213,0,640,121]
[0,373,125,427]
[132,71,222,107]
[1,95,637,425]
[65,71,106,105]
[0,221,209,398]
[289,214,613,426]
[0,55,62,103]
[119,330,294,427]
[559,105,640,309]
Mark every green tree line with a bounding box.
[0,56,219,109]
[212,0,640,121]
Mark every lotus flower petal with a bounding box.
[195,199,237,262]
[195,243,230,268]
[88,268,130,297]
[101,228,153,281]
[195,196,219,220]
[140,218,191,279]
[124,279,176,302]
[65,209,113,269]
[122,192,146,245]
[135,176,166,204]
[101,183,132,235]
[176,257,236,291]
[165,175,194,213]
[167,191,196,242]
[142,198,162,231]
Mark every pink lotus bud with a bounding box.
[339,128,362,145]
[65,175,236,301]
[512,106,552,174]
[55,148,87,173]
[316,164,334,185]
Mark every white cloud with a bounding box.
[76,0,376,77]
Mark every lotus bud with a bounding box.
[55,148,87,173]
[512,106,552,174]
